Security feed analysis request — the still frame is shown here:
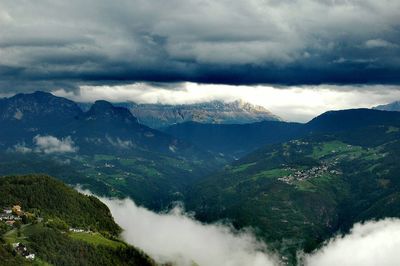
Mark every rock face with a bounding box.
[80,100,281,128]
[373,101,400,112]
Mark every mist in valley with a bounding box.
[78,189,400,266]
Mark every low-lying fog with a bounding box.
[79,190,400,266]
[101,197,277,266]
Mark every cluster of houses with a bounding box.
[104,163,115,168]
[278,163,342,185]
[0,205,23,226]
[0,205,36,261]
[289,140,309,145]
[12,243,35,260]
[69,227,91,233]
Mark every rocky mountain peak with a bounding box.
[85,100,138,123]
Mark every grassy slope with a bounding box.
[69,232,126,249]
[0,150,225,210]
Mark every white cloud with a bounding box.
[33,135,78,154]
[97,196,279,266]
[12,143,32,154]
[304,218,400,266]
[53,83,400,122]
[106,136,135,149]
[365,39,398,49]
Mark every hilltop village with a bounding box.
[278,163,342,185]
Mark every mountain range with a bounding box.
[164,108,400,159]
[0,91,222,209]
[2,91,400,265]
[79,100,280,128]
[0,91,191,155]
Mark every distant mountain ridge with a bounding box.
[306,108,400,132]
[79,100,281,128]
[164,121,304,159]
[373,101,400,112]
[164,108,400,159]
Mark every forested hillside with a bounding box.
[186,124,400,263]
[0,175,156,266]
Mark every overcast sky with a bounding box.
[0,0,399,89]
[0,0,400,120]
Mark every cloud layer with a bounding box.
[0,0,399,91]
[304,218,400,266]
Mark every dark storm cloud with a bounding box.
[0,0,399,92]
